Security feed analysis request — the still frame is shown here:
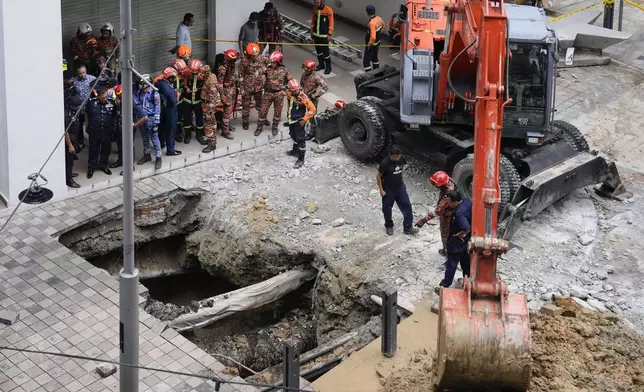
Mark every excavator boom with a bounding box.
[436,0,532,390]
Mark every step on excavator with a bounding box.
[315,0,632,390]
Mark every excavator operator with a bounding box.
[364,5,386,72]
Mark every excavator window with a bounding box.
[507,43,548,110]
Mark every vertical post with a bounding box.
[618,0,624,31]
[283,340,301,391]
[381,287,398,358]
[119,0,139,390]
[603,0,615,29]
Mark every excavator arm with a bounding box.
[435,0,532,390]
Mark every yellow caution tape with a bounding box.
[134,37,400,49]
[624,0,644,11]
[548,2,602,23]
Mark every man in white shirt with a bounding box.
[171,13,194,54]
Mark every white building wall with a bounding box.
[215,0,266,54]
[0,0,66,206]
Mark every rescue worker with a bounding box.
[86,37,100,76]
[168,58,188,142]
[97,23,119,71]
[181,59,207,145]
[155,67,182,156]
[364,5,386,71]
[84,87,117,179]
[216,49,240,138]
[63,71,82,188]
[178,44,192,65]
[240,43,268,130]
[415,171,458,256]
[64,70,84,154]
[258,2,285,54]
[256,51,293,136]
[300,59,328,140]
[311,0,334,74]
[70,22,93,71]
[213,53,228,133]
[389,12,403,49]
[435,190,472,293]
[135,75,163,169]
[201,64,224,153]
[376,145,418,236]
[285,80,316,169]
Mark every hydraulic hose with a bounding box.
[447,38,477,103]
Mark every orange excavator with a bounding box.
[433,1,533,390]
[324,0,630,390]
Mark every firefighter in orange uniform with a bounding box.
[284,79,316,169]
[364,5,386,71]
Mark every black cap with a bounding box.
[250,12,260,21]
[63,70,74,79]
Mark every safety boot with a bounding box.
[263,119,271,126]
[137,155,151,165]
[196,130,208,145]
[271,124,279,136]
[243,121,249,130]
[202,142,217,153]
[294,149,305,169]
[255,123,264,137]
[315,63,325,71]
[324,58,332,75]
[155,157,162,169]
[286,143,298,157]
[184,128,192,144]
[222,132,234,140]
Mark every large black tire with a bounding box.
[359,96,393,157]
[354,72,376,91]
[451,154,522,213]
[550,120,589,152]
[339,99,387,161]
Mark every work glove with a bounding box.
[415,208,436,228]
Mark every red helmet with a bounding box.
[287,79,301,92]
[303,60,317,70]
[86,38,98,48]
[430,171,450,187]
[189,59,203,73]
[269,51,283,64]
[246,43,260,56]
[178,44,192,58]
[224,49,239,61]
[171,59,188,73]
[114,84,122,98]
[334,99,347,110]
[162,67,178,79]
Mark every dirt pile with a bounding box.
[381,298,644,392]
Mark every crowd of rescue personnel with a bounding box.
[61,1,401,188]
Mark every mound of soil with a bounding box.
[381,298,644,392]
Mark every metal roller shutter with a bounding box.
[61,0,205,75]
[137,0,208,74]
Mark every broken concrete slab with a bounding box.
[96,363,117,378]
[540,303,564,316]
[550,7,603,27]
[554,24,632,51]
[557,51,611,68]
[0,310,19,326]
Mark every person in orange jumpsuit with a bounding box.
[284,79,316,168]
[364,5,386,71]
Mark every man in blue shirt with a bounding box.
[135,75,163,169]
[436,190,472,292]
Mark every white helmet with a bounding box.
[78,22,92,35]
[139,74,152,84]
[101,23,114,34]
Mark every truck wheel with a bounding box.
[451,155,521,213]
[339,99,387,161]
[551,120,589,152]
[360,97,393,158]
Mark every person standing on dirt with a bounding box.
[435,190,472,293]
[415,171,458,256]
[376,146,418,236]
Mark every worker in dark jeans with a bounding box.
[376,146,418,236]
[435,190,472,293]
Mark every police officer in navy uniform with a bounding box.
[84,86,117,178]
[63,70,82,188]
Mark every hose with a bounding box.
[447,38,477,103]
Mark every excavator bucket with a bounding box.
[436,287,532,391]
[499,140,632,240]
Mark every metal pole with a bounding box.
[603,0,615,29]
[283,340,301,391]
[119,0,139,389]
[381,287,398,358]
[618,0,624,31]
